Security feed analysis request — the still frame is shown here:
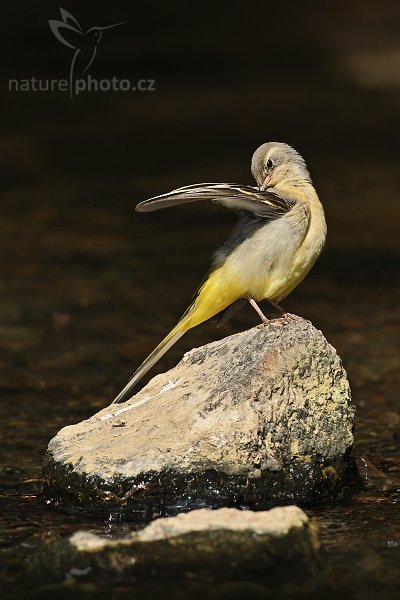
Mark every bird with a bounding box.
[48,8,125,97]
[113,142,327,404]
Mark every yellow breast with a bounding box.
[223,186,326,303]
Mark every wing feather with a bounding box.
[135,183,295,219]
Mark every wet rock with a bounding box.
[43,316,355,513]
[354,454,400,492]
[74,505,318,562]
[30,507,319,580]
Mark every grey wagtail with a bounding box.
[113,142,327,404]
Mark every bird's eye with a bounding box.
[266,159,274,169]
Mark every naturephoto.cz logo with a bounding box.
[8,7,156,99]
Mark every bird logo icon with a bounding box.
[49,8,125,97]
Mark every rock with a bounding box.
[28,507,319,581]
[43,316,355,513]
[354,453,400,492]
[72,505,318,564]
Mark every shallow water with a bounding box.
[1,2,400,597]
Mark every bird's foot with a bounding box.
[267,300,297,322]
[248,298,271,327]
[282,312,297,321]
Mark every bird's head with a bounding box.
[251,142,311,191]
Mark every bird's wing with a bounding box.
[135,183,295,219]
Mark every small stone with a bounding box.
[68,506,319,567]
[26,506,319,582]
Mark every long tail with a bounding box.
[112,318,188,404]
[112,267,241,404]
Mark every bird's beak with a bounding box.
[100,21,126,31]
[259,174,271,191]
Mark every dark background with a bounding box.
[1,1,400,597]
[2,1,399,396]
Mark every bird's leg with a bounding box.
[268,299,285,315]
[247,298,270,326]
[268,299,296,321]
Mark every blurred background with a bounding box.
[1,1,399,597]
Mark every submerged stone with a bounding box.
[27,507,319,582]
[70,506,319,566]
[43,316,355,513]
